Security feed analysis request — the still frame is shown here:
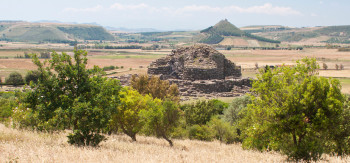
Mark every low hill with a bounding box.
[0,21,115,42]
[254,25,350,44]
[198,19,281,45]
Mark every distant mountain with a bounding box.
[0,21,115,42]
[198,19,280,45]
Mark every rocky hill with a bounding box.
[198,19,281,45]
[0,21,114,42]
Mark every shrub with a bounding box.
[341,64,344,70]
[140,100,181,146]
[102,65,116,71]
[182,99,227,126]
[6,72,24,86]
[188,124,214,141]
[323,63,328,70]
[131,74,180,102]
[40,52,50,59]
[25,70,40,84]
[0,92,17,122]
[336,64,339,70]
[208,116,237,144]
[112,87,158,141]
[223,95,251,126]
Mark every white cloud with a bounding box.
[64,5,103,12]
[311,13,318,17]
[63,3,302,16]
[110,3,149,10]
[176,3,302,16]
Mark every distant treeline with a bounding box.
[78,45,142,49]
[244,33,281,44]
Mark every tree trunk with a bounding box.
[163,135,173,147]
[131,134,137,142]
[121,126,137,141]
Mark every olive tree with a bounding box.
[240,58,346,162]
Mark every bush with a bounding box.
[188,124,214,141]
[40,52,50,59]
[182,99,227,126]
[131,74,180,102]
[102,65,116,71]
[208,116,237,144]
[323,63,328,70]
[113,87,158,141]
[6,72,24,86]
[0,92,17,122]
[223,95,251,126]
[25,70,40,84]
[140,100,181,146]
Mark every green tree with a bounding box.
[113,87,158,141]
[25,70,41,84]
[6,72,24,86]
[240,58,345,162]
[16,49,121,146]
[0,92,17,122]
[223,95,251,126]
[208,116,237,144]
[140,100,181,146]
[182,99,227,126]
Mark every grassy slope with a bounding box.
[0,22,114,42]
[1,123,349,162]
[255,25,350,43]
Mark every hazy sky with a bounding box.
[0,0,349,30]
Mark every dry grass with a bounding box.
[1,124,349,163]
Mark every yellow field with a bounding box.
[1,124,349,163]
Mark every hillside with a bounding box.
[0,21,115,42]
[254,25,350,44]
[198,19,281,45]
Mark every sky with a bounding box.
[0,0,349,30]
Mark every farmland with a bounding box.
[1,43,350,93]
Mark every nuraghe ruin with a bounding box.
[147,44,251,100]
[113,45,251,100]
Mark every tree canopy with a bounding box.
[240,58,346,161]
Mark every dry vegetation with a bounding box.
[2,124,349,163]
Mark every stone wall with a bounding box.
[183,68,224,80]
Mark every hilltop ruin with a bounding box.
[148,44,241,80]
[147,45,251,99]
